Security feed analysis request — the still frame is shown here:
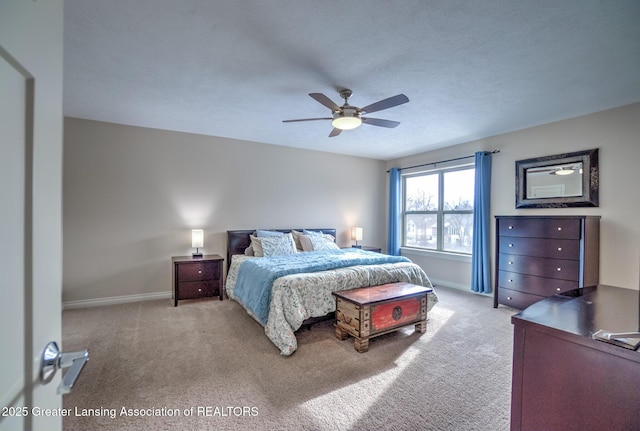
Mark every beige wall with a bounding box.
[63,118,386,303]
[387,102,640,291]
[64,103,640,304]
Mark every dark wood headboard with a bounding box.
[226,228,336,269]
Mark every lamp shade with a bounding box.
[191,229,204,248]
[351,227,363,242]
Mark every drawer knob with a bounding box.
[508,279,513,283]
[507,296,512,300]
[557,227,562,231]
[198,270,202,274]
[508,243,514,247]
[508,226,513,230]
[198,288,202,292]
[508,261,513,265]
[557,267,562,271]
[557,247,562,251]
[556,287,561,291]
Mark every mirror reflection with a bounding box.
[526,162,583,198]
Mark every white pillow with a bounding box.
[308,235,340,251]
[299,234,313,252]
[256,229,283,238]
[261,233,297,257]
[249,235,264,257]
[303,229,336,242]
[290,230,304,251]
[322,233,336,242]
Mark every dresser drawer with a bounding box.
[498,287,545,310]
[499,254,579,281]
[177,262,219,282]
[498,271,579,296]
[499,237,580,260]
[498,218,581,240]
[177,281,218,300]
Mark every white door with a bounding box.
[0,46,32,431]
[1,1,65,430]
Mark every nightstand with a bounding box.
[342,246,383,253]
[172,255,224,306]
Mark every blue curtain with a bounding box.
[387,168,401,256]
[471,152,492,293]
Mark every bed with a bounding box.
[225,228,438,355]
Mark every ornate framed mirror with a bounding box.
[515,148,599,208]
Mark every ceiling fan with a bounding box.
[283,89,409,137]
[528,163,582,176]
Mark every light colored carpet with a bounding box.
[62,286,517,431]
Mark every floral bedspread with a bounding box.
[226,254,438,356]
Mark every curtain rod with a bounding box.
[387,150,500,173]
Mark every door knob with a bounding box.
[40,341,89,394]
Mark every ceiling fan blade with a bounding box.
[329,128,342,137]
[362,117,400,128]
[360,94,409,114]
[283,117,332,123]
[309,93,341,112]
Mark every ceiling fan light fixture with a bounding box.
[552,167,575,176]
[332,109,362,130]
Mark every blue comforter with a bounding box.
[233,249,410,325]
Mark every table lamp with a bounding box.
[192,229,204,258]
[351,227,363,248]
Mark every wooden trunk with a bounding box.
[332,282,431,353]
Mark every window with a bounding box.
[402,166,475,254]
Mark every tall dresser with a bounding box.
[494,215,600,309]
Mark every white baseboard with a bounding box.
[63,291,172,310]
[429,278,493,298]
[62,280,491,310]
[429,277,471,291]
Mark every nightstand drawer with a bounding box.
[177,262,219,282]
[178,281,218,300]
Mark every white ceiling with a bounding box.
[63,0,640,160]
